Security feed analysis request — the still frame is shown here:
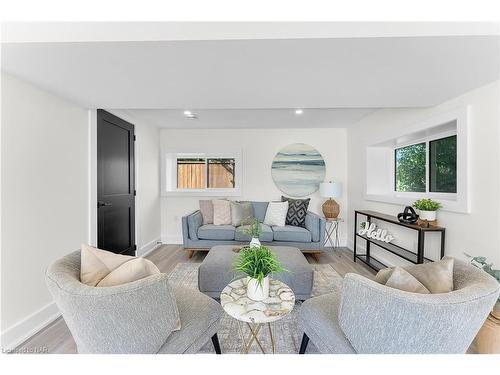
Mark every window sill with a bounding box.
[364,193,470,214]
[163,188,242,197]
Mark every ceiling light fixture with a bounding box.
[183,110,198,119]
[295,109,303,115]
[183,110,192,116]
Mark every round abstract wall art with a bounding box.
[271,143,326,197]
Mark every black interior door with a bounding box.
[97,109,136,255]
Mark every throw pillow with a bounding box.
[264,201,289,227]
[199,200,214,225]
[80,244,160,287]
[385,267,431,294]
[281,196,310,227]
[212,199,232,225]
[230,202,254,226]
[374,256,455,294]
[405,256,454,293]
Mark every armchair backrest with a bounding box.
[338,259,500,353]
[46,251,179,353]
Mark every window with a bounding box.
[394,135,457,194]
[176,157,235,189]
[164,151,241,196]
[395,142,426,192]
[430,135,457,193]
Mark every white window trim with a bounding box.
[365,106,470,213]
[162,151,242,197]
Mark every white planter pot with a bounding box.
[419,210,437,221]
[249,237,261,248]
[247,276,269,301]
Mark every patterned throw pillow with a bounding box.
[281,196,310,227]
[212,199,232,225]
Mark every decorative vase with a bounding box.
[249,237,261,248]
[475,302,500,354]
[247,276,269,301]
[418,210,436,221]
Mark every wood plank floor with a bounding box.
[15,245,373,354]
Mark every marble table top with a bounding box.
[220,277,295,324]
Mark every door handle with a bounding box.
[97,201,113,208]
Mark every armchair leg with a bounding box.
[211,333,222,354]
[299,333,309,354]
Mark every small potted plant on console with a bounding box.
[413,198,442,222]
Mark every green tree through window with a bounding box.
[395,143,426,192]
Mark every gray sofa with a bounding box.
[182,201,326,252]
[46,251,223,354]
[298,259,500,354]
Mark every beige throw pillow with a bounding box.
[212,199,232,225]
[199,200,214,225]
[385,267,431,294]
[374,256,455,294]
[80,244,160,287]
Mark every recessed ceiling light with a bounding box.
[183,110,192,116]
[295,109,303,115]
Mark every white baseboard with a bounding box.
[161,235,183,245]
[137,237,162,257]
[1,302,61,350]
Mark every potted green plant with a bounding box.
[412,198,442,221]
[239,218,262,248]
[233,245,286,301]
[467,255,500,353]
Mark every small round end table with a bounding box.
[220,277,295,354]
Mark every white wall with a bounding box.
[347,81,500,266]
[1,73,89,348]
[134,121,161,256]
[160,128,348,244]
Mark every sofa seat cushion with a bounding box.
[197,225,235,240]
[235,223,273,242]
[272,225,312,243]
[157,286,223,354]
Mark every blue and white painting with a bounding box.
[271,143,326,197]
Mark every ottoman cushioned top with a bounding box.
[198,245,313,300]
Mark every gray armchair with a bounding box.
[46,251,223,354]
[299,259,500,354]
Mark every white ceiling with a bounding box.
[2,35,498,110]
[115,108,376,129]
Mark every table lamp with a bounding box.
[320,181,342,219]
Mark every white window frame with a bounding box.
[392,129,458,200]
[162,151,242,197]
[364,107,470,213]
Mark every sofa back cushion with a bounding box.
[248,201,269,222]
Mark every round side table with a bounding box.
[220,277,295,354]
[324,217,343,249]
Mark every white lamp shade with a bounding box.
[320,182,342,198]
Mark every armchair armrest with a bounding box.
[182,210,202,241]
[305,211,325,243]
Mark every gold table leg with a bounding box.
[268,322,275,354]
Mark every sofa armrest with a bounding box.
[305,211,325,243]
[182,210,202,242]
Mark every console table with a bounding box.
[353,210,446,272]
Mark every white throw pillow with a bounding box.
[212,199,232,225]
[264,201,289,227]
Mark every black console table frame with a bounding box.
[353,210,446,272]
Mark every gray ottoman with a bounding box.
[198,245,313,300]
